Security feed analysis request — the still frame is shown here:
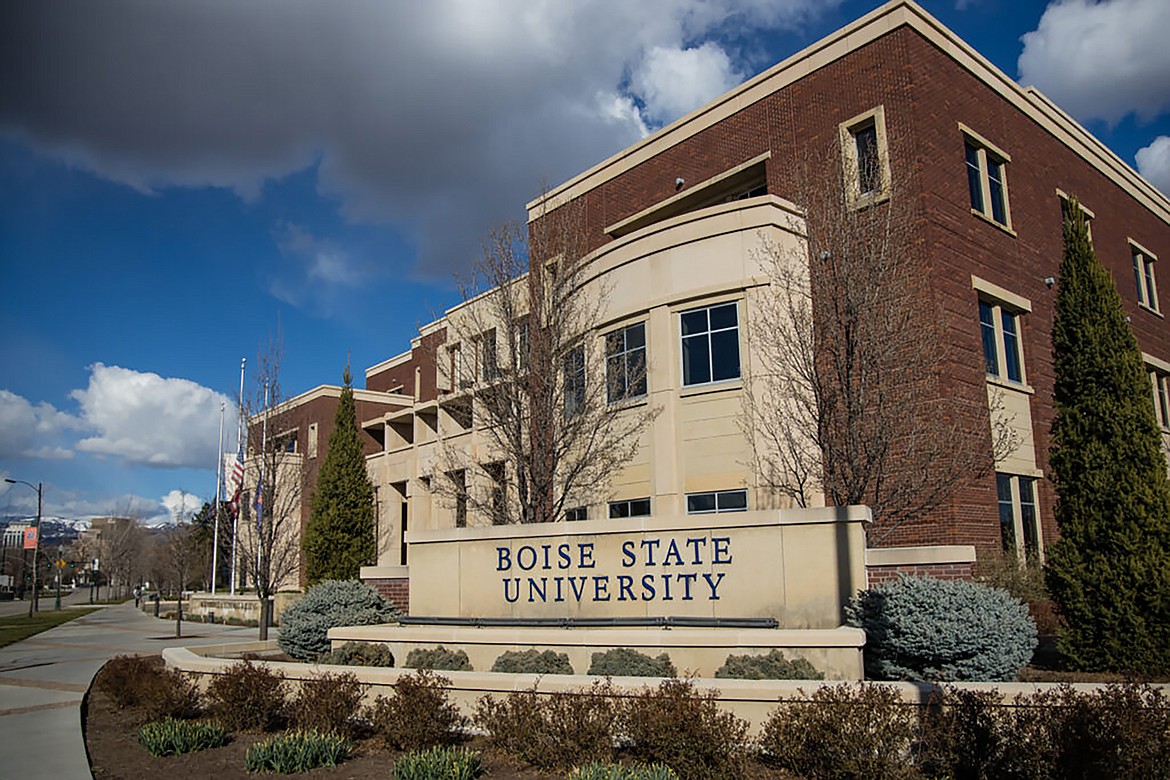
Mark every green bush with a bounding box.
[847,575,1037,681]
[475,681,618,770]
[205,660,287,732]
[244,729,351,773]
[288,672,367,737]
[371,669,467,751]
[405,645,473,671]
[95,655,202,720]
[393,746,483,780]
[138,718,228,756]
[320,641,395,667]
[588,648,674,678]
[760,683,919,779]
[619,678,748,780]
[491,648,573,675]
[569,763,678,780]
[714,650,823,680]
[277,580,398,661]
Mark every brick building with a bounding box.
[265,0,1170,601]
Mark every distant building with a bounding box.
[259,0,1170,602]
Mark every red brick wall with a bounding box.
[366,577,410,615]
[866,562,975,587]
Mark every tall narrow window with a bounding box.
[979,301,998,375]
[1132,244,1160,312]
[997,473,1015,552]
[481,329,499,381]
[563,344,585,418]
[962,126,1012,230]
[681,302,740,386]
[997,472,1043,562]
[606,321,647,403]
[1001,309,1022,382]
[448,470,467,528]
[1150,366,1170,429]
[1019,477,1039,557]
[978,297,1026,384]
[839,106,889,205]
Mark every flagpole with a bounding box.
[211,402,224,594]
[231,357,245,596]
[256,380,269,583]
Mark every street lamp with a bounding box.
[5,478,43,618]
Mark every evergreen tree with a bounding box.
[1045,197,1170,674]
[303,366,377,584]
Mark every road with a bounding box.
[0,594,261,778]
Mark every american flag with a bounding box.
[225,452,245,513]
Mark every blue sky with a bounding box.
[2,0,1168,525]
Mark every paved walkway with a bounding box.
[0,593,261,778]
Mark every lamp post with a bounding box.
[5,478,43,618]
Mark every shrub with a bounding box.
[491,648,573,675]
[475,681,618,770]
[244,729,351,773]
[320,641,395,667]
[371,669,467,751]
[847,575,1037,681]
[137,718,228,756]
[570,763,678,780]
[393,745,483,780]
[714,650,823,680]
[277,580,398,661]
[205,660,287,732]
[405,645,473,671]
[759,683,919,779]
[619,678,748,780]
[288,672,367,737]
[588,648,675,678]
[95,655,202,720]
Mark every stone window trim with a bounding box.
[839,105,891,208]
[608,497,652,519]
[997,472,1044,564]
[961,123,1015,234]
[679,300,742,388]
[1145,353,1170,431]
[972,276,1032,390]
[1057,189,1095,241]
[686,489,749,514]
[1130,238,1161,316]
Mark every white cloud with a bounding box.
[1018,0,1170,124]
[71,364,237,469]
[160,489,202,523]
[0,0,834,278]
[631,43,744,126]
[1136,135,1170,195]
[0,389,82,460]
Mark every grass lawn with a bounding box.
[0,607,99,649]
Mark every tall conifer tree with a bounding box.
[303,366,376,584]
[1045,197,1170,674]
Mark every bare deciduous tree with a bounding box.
[237,336,305,639]
[431,199,657,525]
[743,140,1018,541]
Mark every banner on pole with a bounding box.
[22,526,37,549]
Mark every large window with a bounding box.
[839,106,889,205]
[606,321,647,403]
[979,299,1024,384]
[608,498,651,518]
[686,489,748,514]
[997,473,1041,561]
[681,302,740,386]
[963,127,1011,229]
[563,344,585,418]
[1132,243,1160,312]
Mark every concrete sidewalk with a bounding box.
[0,597,262,778]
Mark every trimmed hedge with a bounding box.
[714,650,823,680]
[588,648,675,678]
[405,646,473,672]
[491,649,573,675]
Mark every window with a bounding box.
[484,462,507,524]
[1150,366,1170,430]
[480,329,499,381]
[449,343,469,390]
[563,344,586,418]
[608,498,651,518]
[681,302,740,386]
[962,126,1011,229]
[606,322,647,403]
[307,423,318,459]
[686,489,748,514]
[514,319,530,372]
[1132,242,1160,312]
[839,106,889,204]
[978,299,1025,384]
[448,470,467,528]
[997,473,1041,561]
[564,506,588,522]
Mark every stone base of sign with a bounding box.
[185,591,303,625]
[328,623,865,679]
